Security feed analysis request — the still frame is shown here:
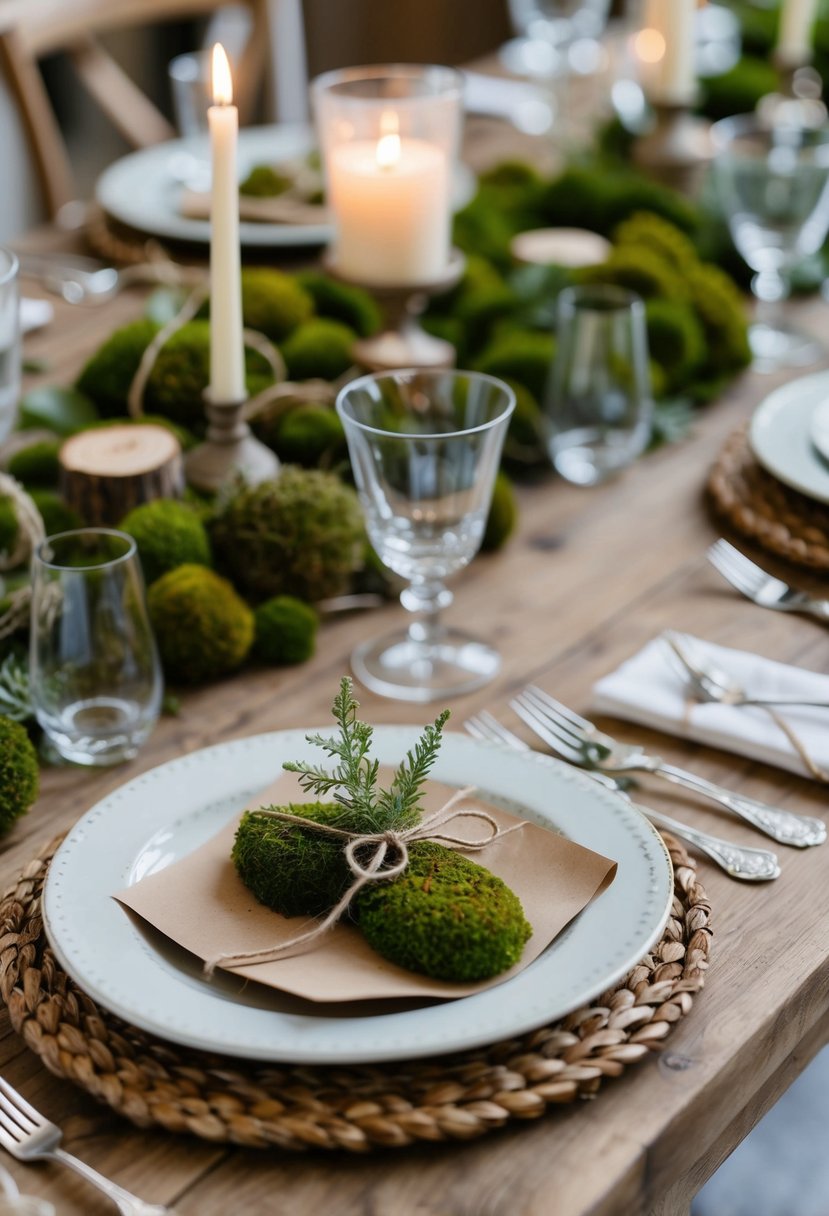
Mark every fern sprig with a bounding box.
[378,710,450,825]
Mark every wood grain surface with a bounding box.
[4,233,829,1216]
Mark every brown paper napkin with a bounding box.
[179,188,329,226]
[116,772,616,1004]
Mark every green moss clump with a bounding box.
[281,319,357,382]
[645,299,706,392]
[0,497,20,556]
[534,167,697,237]
[700,57,779,122]
[76,319,161,417]
[428,255,505,318]
[613,211,699,274]
[232,802,351,917]
[254,596,318,665]
[479,160,542,192]
[29,491,81,537]
[273,404,345,467]
[120,500,211,585]
[457,284,520,355]
[475,331,556,400]
[241,268,313,342]
[294,271,382,338]
[579,247,679,300]
[0,715,39,830]
[6,440,62,488]
[356,841,532,982]
[452,194,516,269]
[482,472,518,552]
[147,564,254,684]
[686,264,751,377]
[211,467,364,603]
[239,164,292,197]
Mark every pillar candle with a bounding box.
[778,0,819,64]
[208,43,246,402]
[643,0,697,106]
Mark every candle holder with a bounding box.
[323,249,465,372]
[759,53,828,127]
[632,102,714,196]
[184,392,279,493]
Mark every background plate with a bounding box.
[43,729,673,1064]
[750,371,829,504]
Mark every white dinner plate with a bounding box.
[810,398,829,466]
[95,124,477,249]
[750,371,829,504]
[42,729,673,1065]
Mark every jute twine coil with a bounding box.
[0,833,710,1152]
[708,426,829,571]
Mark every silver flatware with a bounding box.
[509,687,826,848]
[0,1075,169,1215]
[16,252,203,306]
[464,711,781,881]
[664,630,829,710]
[707,539,829,623]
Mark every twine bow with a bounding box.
[204,787,524,977]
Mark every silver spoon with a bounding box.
[664,631,829,710]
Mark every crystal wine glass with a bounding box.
[336,370,515,703]
[712,114,829,370]
[505,0,611,77]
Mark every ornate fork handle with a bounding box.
[652,763,826,848]
[641,806,781,881]
[50,1148,170,1215]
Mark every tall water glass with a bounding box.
[712,114,829,370]
[545,284,652,486]
[30,530,162,765]
[0,250,20,443]
[337,370,515,703]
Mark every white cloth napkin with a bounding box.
[20,298,53,334]
[592,634,829,781]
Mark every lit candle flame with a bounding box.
[634,27,666,64]
[212,43,233,106]
[376,132,401,168]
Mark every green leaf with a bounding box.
[18,386,99,436]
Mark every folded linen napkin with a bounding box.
[593,633,829,781]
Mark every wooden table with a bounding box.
[3,222,829,1216]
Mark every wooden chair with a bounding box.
[0,0,273,219]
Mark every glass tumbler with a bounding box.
[0,249,20,444]
[337,370,515,703]
[545,284,652,486]
[30,530,162,766]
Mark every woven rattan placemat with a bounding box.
[0,833,711,1151]
[709,426,829,571]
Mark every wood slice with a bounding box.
[59,424,184,526]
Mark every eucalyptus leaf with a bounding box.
[18,386,99,436]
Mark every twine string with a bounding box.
[204,786,524,977]
[683,697,828,783]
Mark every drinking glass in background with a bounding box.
[506,0,612,75]
[544,284,652,487]
[167,50,212,189]
[712,115,829,370]
[30,530,162,765]
[0,249,20,444]
[336,370,515,703]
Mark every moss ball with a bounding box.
[0,497,20,556]
[239,165,292,197]
[76,319,160,417]
[6,440,62,489]
[281,319,357,382]
[475,331,556,400]
[233,802,352,917]
[274,404,345,467]
[613,212,699,274]
[645,299,706,392]
[254,596,318,665]
[241,268,314,342]
[0,715,39,831]
[147,564,254,684]
[210,467,364,603]
[356,841,532,982]
[30,491,81,537]
[534,166,614,233]
[482,472,518,552]
[120,500,211,585]
[457,284,520,355]
[701,57,779,122]
[295,271,382,338]
[687,264,751,375]
[579,247,679,300]
[452,195,516,269]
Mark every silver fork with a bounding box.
[510,687,826,848]
[664,631,829,710]
[0,1076,169,1215]
[707,539,829,623]
[464,713,781,881]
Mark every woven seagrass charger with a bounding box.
[0,832,711,1152]
[709,426,829,571]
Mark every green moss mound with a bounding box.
[475,331,555,401]
[30,491,81,537]
[147,564,254,684]
[613,212,699,274]
[76,319,160,417]
[281,319,357,382]
[295,271,382,338]
[579,247,680,300]
[274,404,345,467]
[120,499,211,585]
[6,440,61,489]
[232,802,350,916]
[534,168,697,237]
[242,268,313,342]
[701,57,779,122]
[0,497,20,556]
[687,264,751,379]
[482,472,518,552]
[254,596,318,665]
[239,165,292,197]
[356,841,532,982]
[210,467,364,603]
[0,715,39,830]
[645,299,706,392]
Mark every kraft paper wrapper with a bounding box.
[180,188,329,227]
[116,773,617,1004]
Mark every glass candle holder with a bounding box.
[312,64,463,287]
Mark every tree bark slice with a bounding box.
[59,424,184,526]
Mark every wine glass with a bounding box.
[712,114,829,370]
[336,370,515,703]
[504,0,612,77]
[30,529,162,765]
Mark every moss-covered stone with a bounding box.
[281,318,357,382]
[0,715,39,831]
[579,247,680,300]
[253,595,318,665]
[232,802,350,916]
[29,491,82,537]
[294,271,382,338]
[147,564,254,683]
[613,211,699,274]
[120,499,211,585]
[76,319,161,417]
[482,472,518,552]
[686,264,751,376]
[241,268,313,342]
[645,299,706,392]
[273,404,345,468]
[6,440,62,488]
[356,841,532,982]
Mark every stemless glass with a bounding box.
[712,114,829,370]
[545,284,652,486]
[0,249,20,444]
[336,370,515,703]
[30,530,162,765]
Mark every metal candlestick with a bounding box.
[632,103,714,197]
[184,392,279,493]
[323,250,466,373]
